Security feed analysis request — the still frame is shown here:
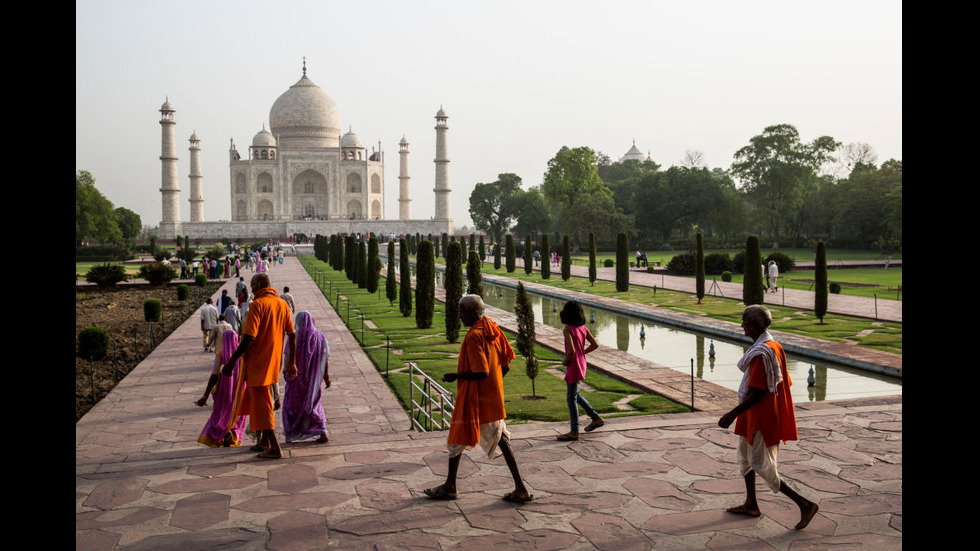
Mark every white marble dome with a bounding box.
[252,126,276,147]
[341,128,363,148]
[269,73,342,147]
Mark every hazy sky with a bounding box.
[76,0,902,230]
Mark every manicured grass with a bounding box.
[724,268,902,300]
[569,247,901,267]
[474,262,902,354]
[76,260,143,277]
[301,256,688,425]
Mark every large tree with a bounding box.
[510,187,553,237]
[542,146,612,243]
[469,173,524,244]
[730,124,839,247]
[76,170,122,246]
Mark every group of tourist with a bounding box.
[196,272,331,458]
[193,265,818,530]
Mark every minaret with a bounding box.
[188,131,204,222]
[398,135,411,220]
[433,107,450,221]
[159,99,181,236]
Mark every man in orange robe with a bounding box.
[424,295,532,503]
[222,273,296,459]
[719,305,819,530]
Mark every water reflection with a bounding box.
[479,281,901,403]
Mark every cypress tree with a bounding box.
[466,250,483,297]
[815,240,828,323]
[541,234,550,279]
[445,242,463,342]
[523,233,533,275]
[515,281,539,397]
[478,235,485,264]
[696,232,705,303]
[561,235,570,281]
[493,240,501,270]
[367,237,380,294]
[415,240,434,329]
[505,234,516,273]
[616,232,629,292]
[386,241,397,305]
[743,235,764,306]
[434,234,441,258]
[345,235,354,280]
[441,232,449,257]
[469,233,475,254]
[357,240,367,289]
[399,238,412,317]
[588,232,597,286]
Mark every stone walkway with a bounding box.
[77,256,902,550]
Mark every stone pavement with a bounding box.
[77,256,902,550]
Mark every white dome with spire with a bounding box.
[252,125,276,147]
[341,127,363,148]
[269,66,341,148]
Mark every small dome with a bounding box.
[341,128,363,148]
[160,99,175,112]
[189,131,201,142]
[619,141,646,163]
[436,107,447,118]
[399,135,409,145]
[252,126,276,147]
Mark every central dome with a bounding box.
[269,73,342,148]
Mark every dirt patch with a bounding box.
[75,283,220,421]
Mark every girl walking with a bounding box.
[557,301,605,441]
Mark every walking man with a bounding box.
[718,305,819,530]
[222,273,296,459]
[424,295,532,503]
[200,298,218,352]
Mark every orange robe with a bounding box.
[447,317,516,448]
[239,287,295,430]
[734,341,798,447]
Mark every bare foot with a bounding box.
[727,504,762,517]
[795,502,819,530]
[257,449,283,459]
[315,435,329,444]
[195,398,207,407]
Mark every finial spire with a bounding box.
[302,56,307,76]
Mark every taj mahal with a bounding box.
[157,61,453,240]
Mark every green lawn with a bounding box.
[723,268,902,300]
[301,257,689,425]
[567,247,901,269]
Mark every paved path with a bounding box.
[77,256,902,550]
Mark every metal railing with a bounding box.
[408,362,455,432]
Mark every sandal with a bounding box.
[423,484,458,500]
[556,432,579,441]
[503,491,534,503]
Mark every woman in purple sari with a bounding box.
[197,329,248,447]
[283,310,331,443]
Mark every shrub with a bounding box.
[646,266,655,273]
[540,234,550,279]
[704,252,734,275]
[764,252,795,273]
[561,235,570,281]
[194,273,207,287]
[78,327,109,359]
[696,233,705,303]
[667,252,696,275]
[85,263,128,288]
[144,299,162,322]
[721,271,733,282]
[588,232,597,286]
[603,259,614,267]
[829,282,842,294]
[205,246,225,261]
[153,248,171,262]
[176,284,189,301]
[386,241,397,305]
[138,262,177,286]
[367,237,379,294]
[523,234,533,275]
[466,250,483,297]
[732,251,746,274]
[505,234,516,273]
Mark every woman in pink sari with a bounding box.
[197,329,248,447]
[283,310,331,443]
